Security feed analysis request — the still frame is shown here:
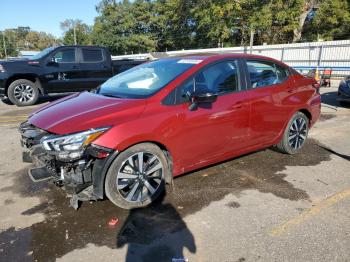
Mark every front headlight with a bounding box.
[41,127,109,160]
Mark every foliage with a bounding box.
[313,0,350,40]
[60,19,92,45]
[2,0,350,58]
[0,28,58,58]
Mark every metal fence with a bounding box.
[112,39,350,77]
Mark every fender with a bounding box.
[6,74,44,95]
[92,142,174,199]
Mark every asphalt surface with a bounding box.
[0,88,349,262]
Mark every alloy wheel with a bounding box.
[13,84,35,103]
[288,117,307,150]
[116,151,164,203]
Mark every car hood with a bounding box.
[29,92,146,134]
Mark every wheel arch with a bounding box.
[93,140,174,200]
[6,74,43,96]
[273,108,313,146]
[299,108,312,126]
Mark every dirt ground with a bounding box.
[0,87,349,262]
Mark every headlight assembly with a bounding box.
[41,127,109,161]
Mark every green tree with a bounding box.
[191,0,242,48]
[243,0,303,45]
[313,0,350,40]
[0,29,20,58]
[25,31,58,50]
[89,0,350,55]
[60,19,92,45]
[92,0,156,54]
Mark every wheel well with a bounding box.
[5,75,43,96]
[299,109,312,124]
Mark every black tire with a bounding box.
[105,143,169,209]
[339,101,349,107]
[276,112,309,155]
[8,79,40,106]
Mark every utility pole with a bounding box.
[249,28,255,54]
[73,26,77,45]
[2,32,7,59]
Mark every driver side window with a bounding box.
[52,49,76,63]
[177,60,240,104]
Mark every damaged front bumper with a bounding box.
[19,121,117,209]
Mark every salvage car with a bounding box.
[19,54,321,209]
[337,75,350,105]
[0,45,146,106]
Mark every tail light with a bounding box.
[0,64,5,73]
[312,82,320,94]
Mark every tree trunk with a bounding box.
[293,10,309,42]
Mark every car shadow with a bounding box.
[321,91,350,108]
[116,192,196,262]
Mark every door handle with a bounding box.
[72,65,78,69]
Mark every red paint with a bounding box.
[29,54,321,177]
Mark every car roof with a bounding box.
[175,53,279,62]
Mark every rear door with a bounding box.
[78,47,113,90]
[167,59,251,170]
[44,47,83,93]
[243,59,292,146]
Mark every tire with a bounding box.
[276,112,309,155]
[8,79,40,106]
[105,143,169,209]
[339,101,349,107]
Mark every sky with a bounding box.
[0,0,101,37]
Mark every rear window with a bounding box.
[247,60,288,88]
[82,49,104,62]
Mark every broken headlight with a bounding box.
[41,127,109,161]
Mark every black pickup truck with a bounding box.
[0,46,146,106]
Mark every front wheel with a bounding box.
[105,143,168,209]
[276,112,309,154]
[8,79,40,106]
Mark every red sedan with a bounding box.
[19,54,321,209]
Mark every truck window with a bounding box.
[53,49,76,63]
[82,49,103,62]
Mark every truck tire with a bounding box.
[8,79,40,106]
[276,112,309,155]
[105,143,168,209]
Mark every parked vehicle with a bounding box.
[337,75,350,104]
[0,45,146,106]
[19,54,321,209]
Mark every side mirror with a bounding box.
[192,91,218,103]
[189,90,217,111]
[47,57,58,66]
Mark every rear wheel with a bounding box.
[105,143,168,209]
[8,79,39,106]
[276,112,309,154]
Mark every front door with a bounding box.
[44,47,84,93]
[169,60,251,171]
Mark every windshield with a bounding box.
[31,46,56,60]
[98,58,201,98]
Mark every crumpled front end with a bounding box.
[19,121,116,209]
